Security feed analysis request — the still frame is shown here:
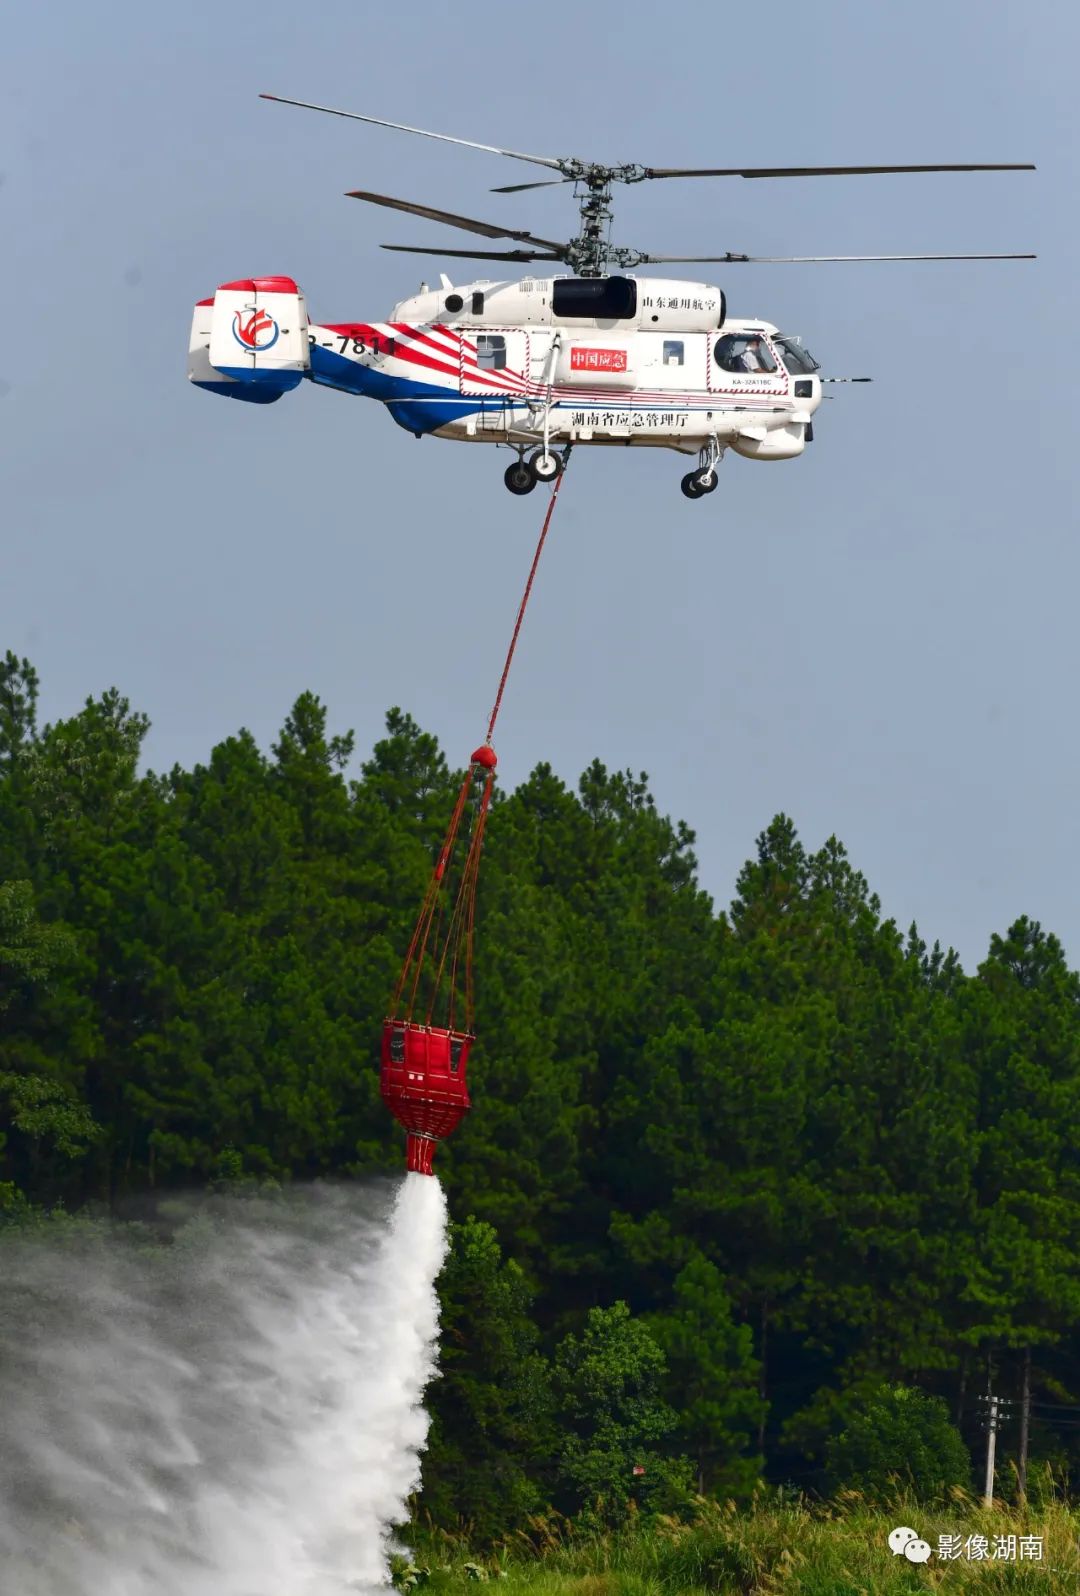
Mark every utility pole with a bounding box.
[983,1393,999,1505]
[1018,1346,1031,1500]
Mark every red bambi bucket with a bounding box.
[380,1019,473,1175]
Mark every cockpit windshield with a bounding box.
[774,336,820,375]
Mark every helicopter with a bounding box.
[187,97,1034,499]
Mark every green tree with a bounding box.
[421,1217,553,1539]
[650,1254,764,1497]
[553,1300,692,1521]
[824,1382,972,1503]
[0,880,71,1013]
[954,919,1080,1490]
[0,878,90,1202]
[0,1071,100,1169]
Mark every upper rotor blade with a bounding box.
[260,94,563,170]
[639,251,1037,263]
[346,189,565,252]
[381,244,565,263]
[643,162,1036,179]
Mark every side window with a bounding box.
[714,333,778,375]
[663,340,684,367]
[471,291,485,315]
[477,334,507,370]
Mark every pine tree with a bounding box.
[421,1217,553,1539]
[649,1253,764,1496]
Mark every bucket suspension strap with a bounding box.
[429,760,496,1033]
[391,762,477,1021]
[389,461,571,1033]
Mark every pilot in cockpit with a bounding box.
[739,336,771,373]
[715,333,778,376]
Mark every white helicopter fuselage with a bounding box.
[189,272,822,474]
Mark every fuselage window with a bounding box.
[552,276,638,320]
[471,291,485,315]
[477,334,507,370]
[714,333,779,375]
[663,340,685,366]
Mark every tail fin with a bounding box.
[188,276,309,403]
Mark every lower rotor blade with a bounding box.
[640,251,1036,263]
[644,163,1036,179]
[490,178,575,193]
[381,244,565,263]
[347,189,565,252]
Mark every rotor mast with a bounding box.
[564,164,647,276]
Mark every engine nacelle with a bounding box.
[188,276,309,403]
[729,423,807,461]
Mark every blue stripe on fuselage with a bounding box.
[304,347,775,434]
[308,345,493,434]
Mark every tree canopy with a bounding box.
[3,653,1080,1530]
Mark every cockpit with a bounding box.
[714,333,779,374]
[714,331,820,376]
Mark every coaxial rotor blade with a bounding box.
[643,162,1036,179]
[490,178,577,193]
[260,94,563,170]
[637,251,1037,263]
[381,244,566,263]
[346,189,566,252]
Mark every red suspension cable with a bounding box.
[381,467,571,1174]
[389,464,570,1031]
[485,465,569,746]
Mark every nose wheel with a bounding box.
[681,439,723,500]
[681,468,718,499]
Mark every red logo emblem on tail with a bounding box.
[232,307,280,351]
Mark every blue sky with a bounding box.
[2,0,1072,968]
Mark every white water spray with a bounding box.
[0,1175,448,1596]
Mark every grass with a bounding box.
[395,1487,1080,1595]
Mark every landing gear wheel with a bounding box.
[504,461,537,495]
[695,468,718,494]
[681,472,704,499]
[528,449,563,483]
